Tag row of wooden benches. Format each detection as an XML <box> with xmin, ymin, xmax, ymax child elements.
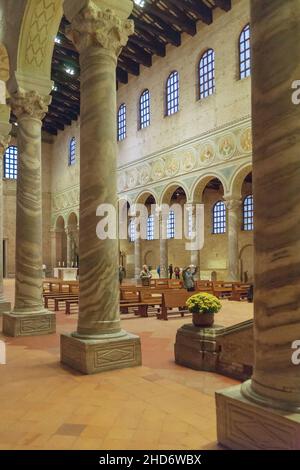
<box><xmin>43</xmin><ymin>281</ymin><xmax>250</xmax><ymax>319</ymax></box>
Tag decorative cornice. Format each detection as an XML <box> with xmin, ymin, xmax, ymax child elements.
<box><xmin>67</xmin><ymin>2</ymin><xmax>134</xmax><ymax>59</ymax></box>
<box><xmin>8</xmin><ymin>90</ymin><xmax>51</xmax><ymax>121</ymax></box>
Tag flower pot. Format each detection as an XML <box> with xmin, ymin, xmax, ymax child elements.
<box><xmin>192</xmin><ymin>312</ymin><xmax>214</xmax><ymax>327</ymax></box>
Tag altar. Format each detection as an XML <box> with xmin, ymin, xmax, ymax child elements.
<box><xmin>53</xmin><ymin>267</ymin><xmax>78</xmax><ymax>281</ymax></box>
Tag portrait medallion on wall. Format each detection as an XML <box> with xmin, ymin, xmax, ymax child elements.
<box><xmin>165</xmin><ymin>154</ymin><xmax>180</xmax><ymax>177</ymax></box>
<box><xmin>239</xmin><ymin>127</ymin><xmax>252</xmax><ymax>153</ymax></box>
<box><xmin>151</xmin><ymin>159</ymin><xmax>165</xmax><ymax>181</ymax></box>
<box><xmin>197</xmin><ymin>141</ymin><xmax>216</xmax><ymax>166</ymax></box>
<box><xmin>181</xmin><ymin>148</ymin><xmax>196</xmax><ymax>172</ymax></box>
<box><xmin>218</xmin><ymin>134</ymin><xmax>236</xmax><ymax>160</ymax></box>
<box><xmin>139</xmin><ymin>164</ymin><xmax>151</xmax><ymax>185</ymax></box>
<box><xmin>127</xmin><ymin>168</ymin><xmax>138</xmax><ymax>189</ymax></box>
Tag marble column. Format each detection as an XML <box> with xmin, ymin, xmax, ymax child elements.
<box><xmin>3</xmin><ymin>91</ymin><xmax>55</xmax><ymax>337</ymax></box>
<box><xmin>216</xmin><ymin>0</ymin><xmax>300</xmax><ymax>449</ymax></box>
<box><xmin>189</xmin><ymin>206</ymin><xmax>200</xmax><ymax>280</ymax></box>
<box><xmin>50</xmin><ymin>228</ymin><xmax>58</xmax><ymax>271</ymax></box>
<box><xmin>0</xmin><ymin>105</ymin><xmax>12</xmax><ymax>313</ymax></box>
<box><xmin>134</xmin><ymin>232</ymin><xmax>142</xmax><ymax>280</ymax></box>
<box><xmin>61</xmin><ymin>0</ymin><xmax>141</xmax><ymax>374</ymax></box>
<box><xmin>66</xmin><ymin>227</ymin><xmax>74</xmax><ymax>267</ymax></box>
<box><xmin>225</xmin><ymin>197</ymin><xmax>241</xmax><ymax>282</ymax></box>
<box><xmin>159</xmin><ymin>214</ymin><xmax>168</xmax><ymax>278</ymax></box>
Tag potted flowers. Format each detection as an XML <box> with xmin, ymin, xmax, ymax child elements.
<box><xmin>186</xmin><ymin>292</ymin><xmax>221</xmax><ymax>327</ymax></box>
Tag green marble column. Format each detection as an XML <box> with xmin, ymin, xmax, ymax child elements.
<box><xmin>3</xmin><ymin>91</ymin><xmax>55</xmax><ymax>336</ymax></box>
<box><xmin>61</xmin><ymin>0</ymin><xmax>141</xmax><ymax>374</ymax></box>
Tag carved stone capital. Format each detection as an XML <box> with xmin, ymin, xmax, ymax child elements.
<box><xmin>225</xmin><ymin>198</ymin><xmax>241</xmax><ymax>212</ymax></box>
<box><xmin>0</xmin><ymin>134</ymin><xmax>11</xmax><ymax>156</ymax></box>
<box><xmin>66</xmin><ymin>1</ymin><xmax>134</xmax><ymax>59</ymax></box>
<box><xmin>8</xmin><ymin>90</ymin><xmax>51</xmax><ymax>121</ymax></box>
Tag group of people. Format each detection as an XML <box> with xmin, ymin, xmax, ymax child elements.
<box><xmin>141</xmin><ymin>264</ymin><xmax>198</xmax><ymax>292</ymax></box>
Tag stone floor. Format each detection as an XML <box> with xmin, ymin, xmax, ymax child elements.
<box><xmin>0</xmin><ymin>280</ymin><xmax>253</xmax><ymax>450</ymax></box>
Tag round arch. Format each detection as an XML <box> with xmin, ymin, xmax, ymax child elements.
<box><xmin>159</xmin><ymin>181</ymin><xmax>189</xmax><ymax>205</ymax></box>
<box><xmin>67</xmin><ymin>211</ymin><xmax>78</xmax><ymax>227</ymax></box>
<box><xmin>228</xmin><ymin>162</ymin><xmax>252</xmax><ymax>198</ymax></box>
<box><xmin>55</xmin><ymin>214</ymin><xmax>66</xmax><ymax>230</ymax></box>
<box><xmin>134</xmin><ymin>190</ymin><xmax>158</xmax><ymax>205</ymax></box>
<box><xmin>191</xmin><ymin>173</ymin><xmax>228</xmax><ymax>203</ymax></box>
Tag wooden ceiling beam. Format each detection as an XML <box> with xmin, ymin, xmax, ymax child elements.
<box><xmin>123</xmin><ymin>45</ymin><xmax>152</xmax><ymax>67</ymax></box>
<box><xmin>129</xmin><ymin>33</ymin><xmax>166</xmax><ymax>57</ymax></box>
<box><xmin>133</xmin><ymin>17</ymin><xmax>181</xmax><ymax>47</ymax></box>
<box><xmin>118</xmin><ymin>56</ymin><xmax>140</xmax><ymax>76</ymax></box>
<box><xmin>44</xmin><ymin>116</ymin><xmax>64</xmax><ymax>131</ymax></box>
<box><xmin>146</xmin><ymin>2</ymin><xmax>197</xmax><ymax>36</ymax></box>
<box><xmin>214</xmin><ymin>0</ymin><xmax>232</xmax><ymax>12</ymax></box>
<box><xmin>50</xmin><ymin>102</ymin><xmax>78</xmax><ymax>122</ymax></box>
<box><xmin>117</xmin><ymin>67</ymin><xmax>128</xmax><ymax>84</ymax></box>
<box><xmin>185</xmin><ymin>0</ymin><xmax>213</xmax><ymax>24</ymax></box>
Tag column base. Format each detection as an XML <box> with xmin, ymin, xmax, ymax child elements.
<box><xmin>2</xmin><ymin>311</ymin><xmax>56</xmax><ymax>337</ymax></box>
<box><xmin>216</xmin><ymin>384</ymin><xmax>300</xmax><ymax>450</ymax></box>
<box><xmin>0</xmin><ymin>301</ymin><xmax>11</xmax><ymax>314</ymax></box>
<box><xmin>61</xmin><ymin>330</ymin><xmax>142</xmax><ymax>374</ymax></box>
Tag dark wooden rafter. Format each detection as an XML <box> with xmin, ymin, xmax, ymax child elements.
<box><xmin>34</xmin><ymin>0</ymin><xmax>232</xmax><ymax>135</ymax></box>
<box><xmin>214</xmin><ymin>0</ymin><xmax>232</xmax><ymax>12</ymax></box>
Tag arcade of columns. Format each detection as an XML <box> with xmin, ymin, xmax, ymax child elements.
<box><xmin>0</xmin><ymin>0</ymin><xmax>299</xmax><ymax>450</ymax></box>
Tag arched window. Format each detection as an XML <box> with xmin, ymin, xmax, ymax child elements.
<box><xmin>117</xmin><ymin>103</ymin><xmax>126</xmax><ymax>141</ymax></box>
<box><xmin>4</xmin><ymin>146</ymin><xmax>18</xmax><ymax>179</ymax></box>
<box><xmin>199</xmin><ymin>49</ymin><xmax>215</xmax><ymax>99</ymax></box>
<box><xmin>167</xmin><ymin>210</ymin><xmax>175</xmax><ymax>239</ymax></box>
<box><xmin>243</xmin><ymin>195</ymin><xmax>253</xmax><ymax>231</ymax></box>
<box><xmin>129</xmin><ymin>219</ymin><xmax>136</xmax><ymax>243</ymax></box>
<box><xmin>139</xmin><ymin>89</ymin><xmax>150</xmax><ymax>129</ymax></box>
<box><xmin>239</xmin><ymin>24</ymin><xmax>251</xmax><ymax>79</ymax></box>
<box><xmin>146</xmin><ymin>215</ymin><xmax>154</xmax><ymax>241</ymax></box>
<box><xmin>69</xmin><ymin>137</ymin><xmax>76</xmax><ymax>166</ymax></box>
<box><xmin>213</xmin><ymin>201</ymin><xmax>226</xmax><ymax>234</ymax></box>
<box><xmin>166</xmin><ymin>71</ymin><xmax>179</xmax><ymax>116</ymax></box>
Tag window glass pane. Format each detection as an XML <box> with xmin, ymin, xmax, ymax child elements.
<box><xmin>213</xmin><ymin>201</ymin><xmax>226</xmax><ymax>234</ymax></box>
<box><xmin>167</xmin><ymin>210</ymin><xmax>175</xmax><ymax>239</ymax></box>
<box><xmin>239</xmin><ymin>24</ymin><xmax>251</xmax><ymax>79</ymax></box>
<box><xmin>243</xmin><ymin>195</ymin><xmax>254</xmax><ymax>231</ymax></box>
<box><xmin>140</xmin><ymin>90</ymin><xmax>150</xmax><ymax>129</ymax></box>
<box><xmin>117</xmin><ymin>104</ymin><xmax>126</xmax><ymax>141</ymax></box>
<box><xmin>166</xmin><ymin>71</ymin><xmax>179</xmax><ymax>116</ymax></box>
<box><xmin>4</xmin><ymin>146</ymin><xmax>18</xmax><ymax>180</ymax></box>
<box><xmin>69</xmin><ymin>138</ymin><xmax>76</xmax><ymax>166</ymax></box>
<box><xmin>199</xmin><ymin>49</ymin><xmax>215</xmax><ymax>99</ymax></box>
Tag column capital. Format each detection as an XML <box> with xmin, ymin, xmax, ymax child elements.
<box><xmin>64</xmin><ymin>0</ymin><xmax>134</xmax><ymax>59</ymax></box>
<box><xmin>8</xmin><ymin>90</ymin><xmax>51</xmax><ymax>121</ymax></box>
<box><xmin>224</xmin><ymin>197</ymin><xmax>241</xmax><ymax>212</ymax></box>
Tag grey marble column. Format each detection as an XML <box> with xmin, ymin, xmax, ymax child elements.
<box><xmin>189</xmin><ymin>207</ymin><xmax>200</xmax><ymax>280</ymax></box>
<box><xmin>134</xmin><ymin>232</ymin><xmax>142</xmax><ymax>280</ymax></box>
<box><xmin>225</xmin><ymin>198</ymin><xmax>241</xmax><ymax>282</ymax></box>
<box><xmin>3</xmin><ymin>91</ymin><xmax>55</xmax><ymax>336</ymax></box>
<box><xmin>61</xmin><ymin>0</ymin><xmax>141</xmax><ymax>374</ymax></box>
<box><xmin>66</xmin><ymin>227</ymin><xmax>74</xmax><ymax>267</ymax></box>
<box><xmin>0</xmin><ymin>128</ymin><xmax>11</xmax><ymax>313</ymax></box>
<box><xmin>216</xmin><ymin>0</ymin><xmax>300</xmax><ymax>450</ymax></box>
<box><xmin>159</xmin><ymin>214</ymin><xmax>168</xmax><ymax>278</ymax></box>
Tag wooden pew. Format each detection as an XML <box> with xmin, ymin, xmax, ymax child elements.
<box><xmin>158</xmin><ymin>289</ymin><xmax>195</xmax><ymax>321</ymax></box>
<box><xmin>229</xmin><ymin>283</ymin><xmax>251</xmax><ymax>301</ymax></box>
<box><xmin>168</xmin><ymin>279</ymin><xmax>183</xmax><ymax>289</ymax></box>
<box><xmin>212</xmin><ymin>281</ymin><xmax>233</xmax><ymax>298</ymax></box>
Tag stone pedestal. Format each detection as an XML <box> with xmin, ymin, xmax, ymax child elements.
<box><xmin>216</xmin><ymin>385</ymin><xmax>300</xmax><ymax>450</ymax></box>
<box><xmin>0</xmin><ymin>302</ymin><xmax>11</xmax><ymax>315</ymax></box>
<box><xmin>175</xmin><ymin>320</ymin><xmax>253</xmax><ymax>381</ymax></box>
<box><xmin>61</xmin><ymin>330</ymin><xmax>141</xmax><ymax>374</ymax></box>
<box><xmin>3</xmin><ymin>311</ymin><xmax>56</xmax><ymax>337</ymax></box>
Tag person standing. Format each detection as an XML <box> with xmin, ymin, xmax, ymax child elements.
<box><xmin>140</xmin><ymin>265</ymin><xmax>152</xmax><ymax>286</ymax></box>
<box><xmin>182</xmin><ymin>265</ymin><xmax>197</xmax><ymax>292</ymax></box>
<box><xmin>168</xmin><ymin>264</ymin><xmax>174</xmax><ymax>279</ymax></box>
<box><xmin>157</xmin><ymin>265</ymin><xmax>161</xmax><ymax>278</ymax></box>
<box><xmin>174</xmin><ymin>266</ymin><xmax>180</xmax><ymax>280</ymax></box>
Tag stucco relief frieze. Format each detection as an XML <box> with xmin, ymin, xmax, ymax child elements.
<box><xmin>117</xmin><ymin>119</ymin><xmax>252</xmax><ymax>194</ymax></box>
